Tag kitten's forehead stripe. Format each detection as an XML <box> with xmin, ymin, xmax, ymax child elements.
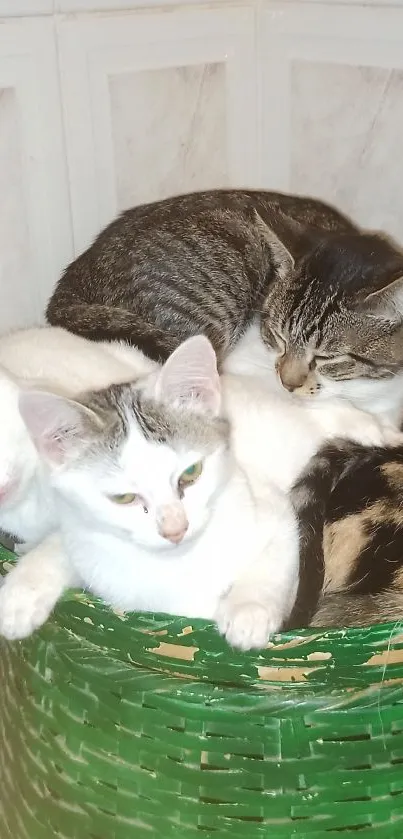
<box><xmin>81</xmin><ymin>382</ymin><xmax>228</xmax><ymax>454</ymax></box>
<box><xmin>131</xmin><ymin>397</ymin><xmax>171</xmax><ymax>443</ymax></box>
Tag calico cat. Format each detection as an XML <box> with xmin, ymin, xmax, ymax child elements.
<box><xmin>289</xmin><ymin>438</ymin><xmax>403</xmax><ymax>629</ymax></box>
<box><xmin>0</xmin><ymin>329</ymin><xmax>397</xmax><ymax>645</ymax></box>
<box><xmin>46</xmin><ymin>188</ymin><xmax>356</xmax><ymax>360</ymax></box>
<box><xmin>46</xmin><ymin>188</ymin><xmax>403</xmax><ymax>422</ymax></box>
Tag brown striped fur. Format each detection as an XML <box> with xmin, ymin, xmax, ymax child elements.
<box><xmin>46</xmin><ymin>189</ymin><xmax>403</xmax><ymax>394</ymax></box>
<box><xmin>46</xmin><ymin>189</ymin><xmax>356</xmax><ymax>362</ymax></box>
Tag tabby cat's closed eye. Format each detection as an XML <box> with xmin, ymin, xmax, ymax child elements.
<box><xmin>314</xmin><ymin>353</ymin><xmax>334</xmax><ymax>362</ymax></box>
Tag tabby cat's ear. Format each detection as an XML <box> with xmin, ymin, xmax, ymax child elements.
<box><xmin>19</xmin><ymin>389</ymin><xmax>99</xmax><ymax>463</ymax></box>
<box><xmin>254</xmin><ymin>211</ymin><xmax>295</xmax><ymax>281</ymax></box>
<box><xmin>356</xmin><ymin>274</ymin><xmax>403</xmax><ymax>322</ymax></box>
<box><xmin>154</xmin><ymin>335</ymin><xmax>221</xmax><ymax>415</ymax></box>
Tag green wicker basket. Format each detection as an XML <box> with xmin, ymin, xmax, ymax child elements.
<box><xmin>1</xmin><ymin>546</ymin><xmax>403</xmax><ymax>838</ymax></box>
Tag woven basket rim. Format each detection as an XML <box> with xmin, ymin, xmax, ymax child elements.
<box><xmin>2</xmin><ymin>545</ymin><xmax>403</xmax><ymax>705</ymax></box>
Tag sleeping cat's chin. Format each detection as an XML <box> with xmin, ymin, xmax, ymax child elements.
<box><xmin>315</xmin><ymin>372</ymin><xmax>403</xmax><ymax>424</ymax></box>
<box><xmin>224</xmin><ymin>322</ymin><xmax>403</xmax><ymax>425</ymax></box>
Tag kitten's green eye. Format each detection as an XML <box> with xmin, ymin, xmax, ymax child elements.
<box><xmin>178</xmin><ymin>462</ymin><xmax>203</xmax><ymax>487</ymax></box>
<box><xmin>110</xmin><ymin>493</ymin><xmax>138</xmax><ymax>505</ymax></box>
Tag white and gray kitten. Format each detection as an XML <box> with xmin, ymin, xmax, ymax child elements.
<box><xmin>0</xmin><ymin>327</ymin><xmax>399</xmax><ymax>649</ymax></box>
<box><xmin>11</xmin><ymin>336</ymin><xmax>300</xmax><ymax>651</ymax></box>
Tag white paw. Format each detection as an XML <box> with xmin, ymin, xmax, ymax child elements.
<box><xmin>215</xmin><ymin>594</ymin><xmax>282</xmax><ymax>651</ymax></box>
<box><xmin>333</xmin><ymin>407</ymin><xmax>398</xmax><ymax>448</ymax></box>
<box><xmin>0</xmin><ymin>570</ymin><xmax>57</xmax><ymax>640</ymax></box>
<box><xmin>379</xmin><ymin>424</ymin><xmax>403</xmax><ymax>448</ymax></box>
<box><xmin>359</xmin><ymin>418</ymin><xmax>403</xmax><ymax>448</ymax></box>
<box><xmin>14</xmin><ymin>542</ymin><xmax>33</xmax><ymax>557</ymax></box>
<box><xmin>353</xmin><ymin>419</ymin><xmax>385</xmax><ymax>447</ymax></box>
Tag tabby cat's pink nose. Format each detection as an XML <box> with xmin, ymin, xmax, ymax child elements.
<box><xmin>277</xmin><ymin>354</ymin><xmax>309</xmax><ymax>391</ymax></box>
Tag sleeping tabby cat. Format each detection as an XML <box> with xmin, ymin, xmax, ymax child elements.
<box><xmin>47</xmin><ymin>189</ymin><xmax>403</xmax><ymax>422</ymax></box>
<box><xmin>46</xmin><ymin>188</ymin><xmax>355</xmax><ymax>359</ymax></box>
<box><xmin>289</xmin><ymin>438</ymin><xmax>403</xmax><ymax>629</ymax></box>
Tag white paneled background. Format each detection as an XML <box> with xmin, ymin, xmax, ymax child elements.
<box><xmin>57</xmin><ymin>6</ymin><xmax>258</xmax><ymax>254</ymax></box>
<box><xmin>1</xmin><ymin>0</ymin><xmax>403</xmax><ymax>327</ymax></box>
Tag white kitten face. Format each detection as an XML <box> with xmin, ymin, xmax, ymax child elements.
<box><xmin>19</xmin><ymin>335</ymin><xmax>230</xmax><ymax>552</ymax></box>
<box><xmin>53</xmin><ymin>422</ymin><xmax>229</xmax><ymax>550</ymax></box>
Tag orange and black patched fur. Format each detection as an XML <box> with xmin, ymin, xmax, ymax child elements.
<box><xmin>287</xmin><ymin>440</ymin><xmax>403</xmax><ymax>629</ymax></box>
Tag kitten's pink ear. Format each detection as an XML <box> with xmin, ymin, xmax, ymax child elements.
<box><xmin>154</xmin><ymin>336</ymin><xmax>221</xmax><ymax>414</ymax></box>
<box><xmin>18</xmin><ymin>390</ymin><xmax>95</xmax><ymax>463</ymax></box>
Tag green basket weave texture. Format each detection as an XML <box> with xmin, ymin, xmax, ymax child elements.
<box><xmin>1</xmin><ymin>546</ymin><xmax>403</xmax><ymax>838</ymax></box>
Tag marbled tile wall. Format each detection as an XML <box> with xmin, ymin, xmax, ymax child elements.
<box><xmin>109</xmin><ymin>62</ymin><xmax>228</xmax><ymax>212</ymax></box>
<box><xmin>0</xmin><ymin>88</ymin><xmax>33</xmax><ymax>331</ymax></box>
<box><xmin>290</xmin><ymin>60</ymin><xmax>403</xmax><ymax>240</ymax></box>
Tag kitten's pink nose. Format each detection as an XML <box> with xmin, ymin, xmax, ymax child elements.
<box><xmin>158</xmin><ymin>503</ymin><xmax>188</xmax><ymax>544</ymax></box>
<box><xmin>163</xmin><ymin>526</ymin><xmax>188</xmax><ymax>544</ymax></box>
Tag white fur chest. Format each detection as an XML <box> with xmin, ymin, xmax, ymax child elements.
<box><xmin>59</xmin><ymin>470</ymin><xmax>263</xmax><ymax>620</ymax></box>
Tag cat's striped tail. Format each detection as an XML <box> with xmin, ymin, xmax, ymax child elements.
<box><xmin>46</xmin><ymin>301</ymin><xmax>180</xmax><ymax>362</ymax></box>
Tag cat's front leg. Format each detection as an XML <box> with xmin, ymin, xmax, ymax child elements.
<box><xmin>310</xmin><ymin>401</ymin><xmax>403</xmax><ymax>448</ymax></box>
<box><xmin>14</xmin><ymin>540</ymin><xmax>36</xmax><ymax>557</ymax></box>
<box><xmin>0</xmin><ymin>532</ymin><xmax>79</xmax><ymax>640</ymax></box>
<box><xmin>215</xmin><ymin>487</ymin><xmax>299</xmax><ymax>650</ymax></box>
